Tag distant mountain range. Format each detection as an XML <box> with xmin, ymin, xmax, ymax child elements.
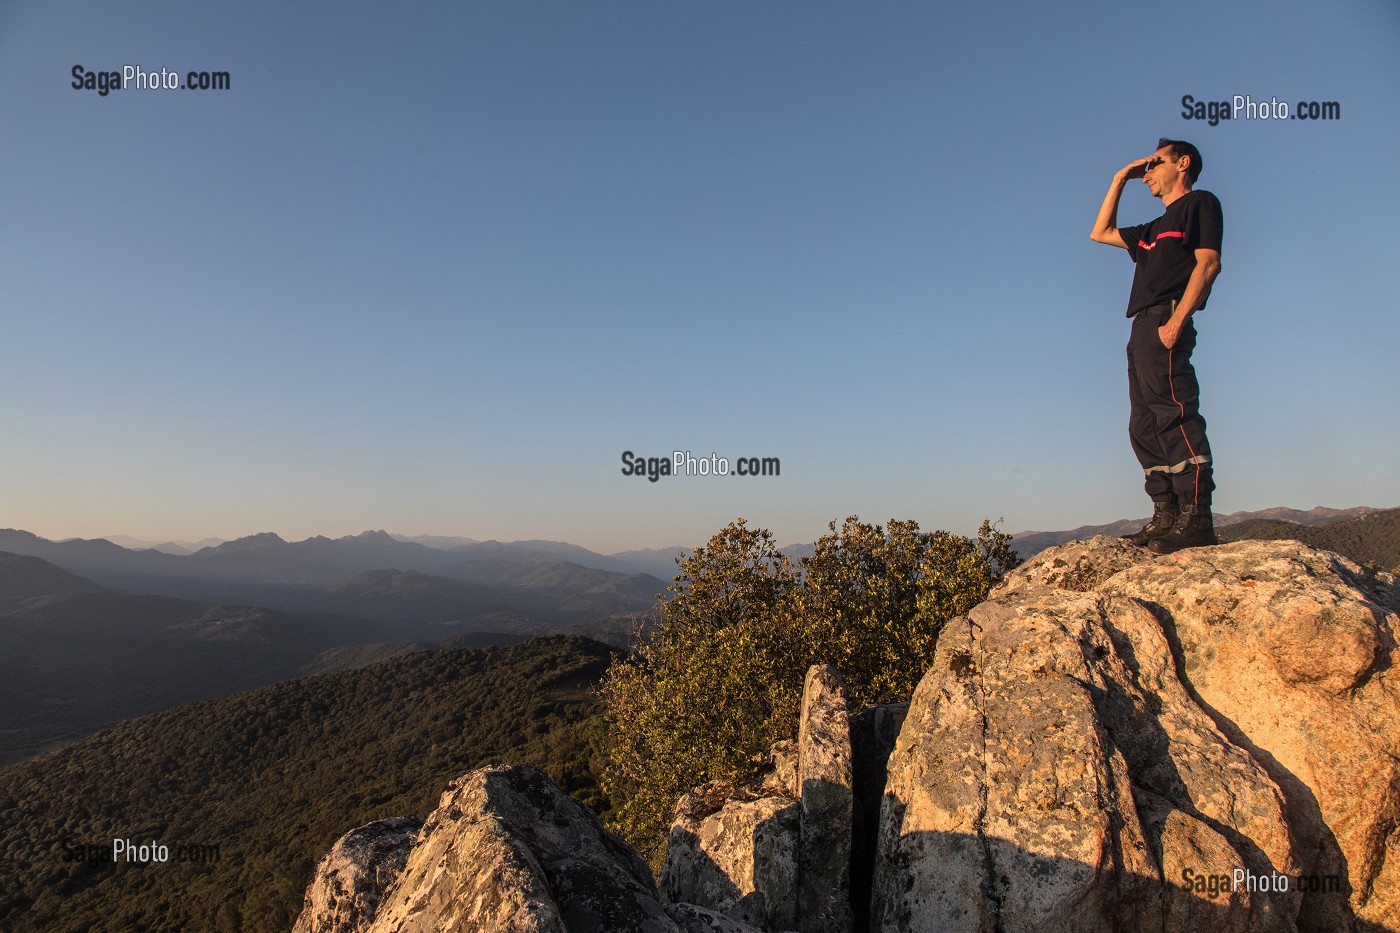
<box><xmin>97</xmin><ymin>534</ymin><xmax>228</xmax><ymax>555</ymax></box>
<box><xmin>35</xmin><ymin>505</ymin><xmax>1396</xmax><ymax>584</ymax></box>
<box><xmin>389</xmin><ymin>532</ymin><xmax>480</xmax><ymax>549</ymax></box>
<box><xmin>0</xmin><ymin>531</ymin><xmax>668</xmax><ymax>768</ymax></box>
<box><xmin>0</xmin><ymin>527</ymin><xmax>668</xmax><ymax>621</ymax></box>
<box><xmin>7</xmin><ymin>506</ymin><xmax>1392</xmax><ymax>614</ymax></box>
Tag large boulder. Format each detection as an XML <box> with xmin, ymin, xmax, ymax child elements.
<box><xmin>870</xmin><ymin>537</ymin><xmax>1399</xmax><ymax>933</ymax></box>
<box><xmin>375</xmin><ymin>763</ymin><xmax>680</xmax><ymax>932</ymax></box>
<box><xmin>1098</xmin><ymin>541</ymin><xmax>1400</xmax><ymax>932</ymax></box>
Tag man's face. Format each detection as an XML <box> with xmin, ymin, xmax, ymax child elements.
<box><xmin>1142</xmin><ymin>146</ymin><xmax>1183</xmax><ymax>199</ymax></box>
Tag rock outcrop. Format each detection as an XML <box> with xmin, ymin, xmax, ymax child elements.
<box><xmin>659</xmin><ymin>783</ymin><xmax>800</xmax><ymax>931</ymax></box>
<box><xmin>293</xmin><ymin>764</ymin><xmax>755</xmax><ymax>933</ymax></box>
<box><xmin>797</xmin><ymin>665</ymin><xmax>855</xmax><ymax>933</ymax></box>
<box><xmin>292</xmin><ymin>817</ymin><xmax>422</xmax><ymax>933</ymax></box>
<box><xmin>869</xmin><ymin>537</ymin><xmax>1399</xmax><ymax>933</ymax></box>
<box><xmin>660</xmin><ymin>665</ymin><xmax>896</xmax><ymax>933</ymax></box>
<box><xmin>295</xmin><ymin>538</ymin><xmax>1399</xmax><ymax>933</ymax></box>
<box><xmin>369</xmin><ymin>763</ymin><xmax>682</xmax><ymax>932</ymax></box>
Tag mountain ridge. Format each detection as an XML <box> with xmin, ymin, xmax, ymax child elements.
<box><xmin>0</xmin><ymin>532</ymin><xmax>667</xmax><ymax>634</ymax></box>
<box><xmin>16</xmin><ymin>502</ymin><xmax>1390</xmax><ymax>581</ymax></box>
<box><xmin>1008</xmin><ymin>504</ymin><xmax>1390</xmax><ymax>561</ymax></box>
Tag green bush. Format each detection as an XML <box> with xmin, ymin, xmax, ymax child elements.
<box><xmin>600</xmin><ymin>515</ymin><xmax>1018</xmax><ymax>863</ymax></box>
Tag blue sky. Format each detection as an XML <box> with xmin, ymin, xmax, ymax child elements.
<box><xmin>3</xmin><ymin>1</ymin><xmax>1397</xmax><ymax>553</ymax></box>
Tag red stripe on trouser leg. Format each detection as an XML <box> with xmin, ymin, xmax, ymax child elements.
<box><xmin>1168</xmin><ymin>345</ymin><xmax>1201</xmax><ymax>505</ymax></box>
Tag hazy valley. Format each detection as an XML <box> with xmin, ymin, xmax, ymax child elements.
<box><xmin>0</xmin><ymin>532</ymin><xmax>668</xmax><ymax>768</ymax></box>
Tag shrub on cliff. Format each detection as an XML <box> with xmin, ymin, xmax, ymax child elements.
<box><xmin>600</xmin><ymin>515</ymin><xmax>1018</xmax><ymax>863</ymax></box>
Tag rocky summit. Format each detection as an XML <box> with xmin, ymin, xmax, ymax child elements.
<box><xmin>293</xmin><ymin>538</ymin><xmax>1399</xmax><ymax>933</ymax></box>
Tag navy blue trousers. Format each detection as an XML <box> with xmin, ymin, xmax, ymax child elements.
<box><xmin>1127</xmin><ymin>303</ymin><xmax>1214</xmax><ymax>506</ymax></box>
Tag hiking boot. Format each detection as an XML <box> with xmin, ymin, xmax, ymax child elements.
<box><xmin>1122</xmin><ymin>497</ymin><xmax>1178</xmax><ymax>547</ymax></box>
<box><xmin>1147</xmin><ymin>503</ymin><xmax>1219</xmax><ymax>554</ymax></box>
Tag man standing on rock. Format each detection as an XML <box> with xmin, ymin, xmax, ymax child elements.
<box><xmin>1091</xmin><ymin>137</ymin><xmax>1222</xmax><ymax>553</ymax></box>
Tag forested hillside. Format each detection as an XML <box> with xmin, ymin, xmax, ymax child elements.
<box><xmin>1219</xmin><ymin>506</ymin><xmax>1400</xmax><ymax>572</ymax></box>
<box><xmin>0</xmin><ymin>635</ymin><xmax>616</xmax><ymax>933</ymax></box>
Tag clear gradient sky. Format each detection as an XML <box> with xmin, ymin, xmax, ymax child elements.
<box><xmin>3</xmin><ymin>1</ymin><xmax>1397</xmax><ymax>553</ymax></box>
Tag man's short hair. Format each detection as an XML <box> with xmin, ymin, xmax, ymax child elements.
<box><xmin>1158</xmin><ymin>137</ymin><xmax>1203</xmax><ymax>184</ymax></box>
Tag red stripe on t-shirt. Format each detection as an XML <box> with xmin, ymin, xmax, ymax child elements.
<box><xmin>1137</xmin><ymin>230</ymin><xmax>1185</xmax><ymax>251</ymax></box>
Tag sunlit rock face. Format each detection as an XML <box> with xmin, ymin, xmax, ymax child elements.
<box><xmin>872</xmin><ymin>537</ymin><xmax>1398</xmax><ymax>933</ymax></box>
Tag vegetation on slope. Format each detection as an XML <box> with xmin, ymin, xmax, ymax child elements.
<box><xmin>0</xmin><ymin>635</ymin><xmax>616</xmax><ymax>933</ymax></box>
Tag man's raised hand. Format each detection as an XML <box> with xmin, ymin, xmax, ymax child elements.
<box><xmin>1120</xmin><ymin>156</ymin><xmax>1157</xmax><ymax>181</ymax></box>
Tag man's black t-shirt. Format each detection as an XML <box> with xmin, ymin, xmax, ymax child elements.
<box><xmin>1119</xmin><ymin>189</ymin><xmax>1223</xmax><ymax>317</ymax></box>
